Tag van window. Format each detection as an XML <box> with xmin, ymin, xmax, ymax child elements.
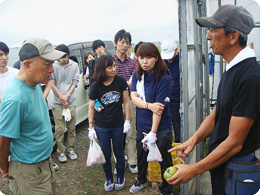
<box><xmin>70</xmin><ymin>50</ymin><xmax>83</xmax><ymax>73</ymax></box>
<box><xmin>103</xmin><ymin>41</ymin><xmax>115</xmax><ymax>55</ymax></box>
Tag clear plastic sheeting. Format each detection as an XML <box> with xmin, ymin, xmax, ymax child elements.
<box><xmin>178</xmin><ymin>0</ymin><xmax>205</xmax><ymax>194</ymax></box>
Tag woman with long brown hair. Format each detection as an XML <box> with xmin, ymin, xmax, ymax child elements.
<box><xmin>129</xmin><ymin>42</ymin><xmax>174</xmax><ymax>194</ymax></box>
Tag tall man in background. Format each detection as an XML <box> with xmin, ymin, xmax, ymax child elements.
<box><xmin>113</xmin><ymin>29</ymin><xmax>138</xmax><ymax>174</ymax></box>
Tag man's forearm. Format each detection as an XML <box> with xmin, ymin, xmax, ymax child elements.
<box><xmin>0</xmin><ymin>136</ymin><xmax>11</xmax><ymax>174</ymax></box>
<box><xmin>192</xmin><ymin>115</ymin><xmax>253</xmax><ymax>175</ymax></box>
<box><xmin>66</xmin><ymin>84</ymin><xmax>77</xmax><ymax>98</ymax></box>
<box><xmin>43</xmin><ymin>82</ymin><xmax>51</xmax><ymax>99</ymax></box>
<box><xmin>49</xmin><ymin>80</ymin><xmax>62</xmax><ymax>99</ymax></box>
<box><xmin>192</xmin><ymin>137</ymin><xmax>241</xmax><ymax>175</ymax></box>
<box><xmin>52</xmin><ymin>85</ymin><xmax>62</xmax><ymax>99</ymax></box>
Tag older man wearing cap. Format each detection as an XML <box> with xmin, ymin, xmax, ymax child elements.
<box><xmin>161</xmin><ymin>39</ymin><xmax>180</xmax><ymax>143</ymax></box>
<box><xmin>166</xmin><ymin>5</ymin><xmax>260</xmax><ymax>195</ymax></box>
<box><xmin>0</xmin><ymin>39</ymin><xmax>65</xmax><ymax>194</ymax></box>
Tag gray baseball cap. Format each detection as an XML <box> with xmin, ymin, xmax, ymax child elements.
<box><xmin>19</xmin><ymin>39</ymin><xmax>65</xmax><ymax>61</ymax></box>
<box><xmin>195</xmin><ymin>5</ymin><xmax>255</xmax><ymax>35</ymax></box>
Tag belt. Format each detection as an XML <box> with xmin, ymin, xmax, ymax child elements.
<box><xmin>230</xmin><ymin>152</ymin><xmax>255</xmax><ymax>163</ymax></box>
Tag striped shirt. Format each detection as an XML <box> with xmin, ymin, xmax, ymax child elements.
<box><xmin>113</xmin><ymin>53</ymin><xmax>137</xmax><ymax>81</ymax></box>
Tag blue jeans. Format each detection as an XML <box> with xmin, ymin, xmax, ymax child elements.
<box><xmin>95</xmin><ymin>125</ymin><xmax>125</xmax><ymax>170</ymax></box>
<box><xmin>169</xmin><ymin>102</ymin><xmax>180</xmax><ymax>142</ymax></box>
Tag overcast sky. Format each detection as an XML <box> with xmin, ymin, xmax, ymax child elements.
<box><xmin>0</xmin><ymin>0</ymin><xmax>179</xmax><ymax>47</ymax></box>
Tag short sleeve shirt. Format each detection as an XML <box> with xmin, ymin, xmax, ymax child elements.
<box><xmin>0</xmin><ymin>67</ymin><xmax>19</xmax><ymax>96</ymax></box>
<box><xmin>113</xmin><ymin>54</ymin><xmax>137</xmax><ymax>81</ymax></box>
<box><xmin>209</xmin><ymin>58</ymin><xmax>260</xmax><ymax>157</ymax></box>
<box><xmin>0</xmin><ymin>77</ymin><xmax>53</xmax><ymax>164</ymax></box>
<box><xmin>130</xmin><ymin>70</ymin><xmax>172</xmax><ymax>133</ymax></box>
<box><xmin>89</xmin><ymin>75</ymin><xmax>128</xmax><ymax>127</ymax></box>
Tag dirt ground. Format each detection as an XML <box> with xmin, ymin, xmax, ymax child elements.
<box><xmin>0</xmin><ymin>120</ymin><xmax>179</xmax><ymax>195</ymax></box>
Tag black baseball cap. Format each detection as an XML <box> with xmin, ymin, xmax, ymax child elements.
<box><xmin>195</xmin><ymin>5</ymin><xmax>255</xmax><ymax>35</ymax></box>
<box><xmin>0</xmin><ymin>42</ymin><xmax>9</xmax><ymax>54</ymax></box>
<box><xmin>19</xmin><ymin>39</ymin><xmax>65</xmax><ymax>61</ymax></box>
<box><xmin>55</xmin><ymin>44</ymin><xmax>70</xmax><ymax>56</ymax></box>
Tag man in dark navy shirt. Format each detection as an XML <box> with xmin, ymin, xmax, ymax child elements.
<box><xmin>161</xmin><ymin>39</ymin><xmax>180</xmax><ymax>143</ymax></box>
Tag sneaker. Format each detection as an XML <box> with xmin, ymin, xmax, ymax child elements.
<box><xmin>115</xmin><ymin>178</ymin><xmax>125</xmax><ymax>191</ymax></box>
<box><xmin>53</xmin><ymin>163</ymin><xmax>59</xmax><ymax>171</ymax></box>
<box><xmin>129</xmin><ymin>181</ymin><xmax>147</xmax><ymax>193</ymax></box>
<box><xmin>68</xmin><ymin>151</ymin><xmax>77</xmax><ymax>160</ymax></box>
<box><xmin>58</xmin><ymin>153</ymin><xmax>67</xmax><ymax>163</ymax></box>
<box><xmin>128</xmin><ymin>164</ymin><xmax>138</xmax><ymax>174</ymax></box>
<box><xmin>104</xmin><ymin>181</ymin><xmax>114</xmax><ymax>192</ymax></box>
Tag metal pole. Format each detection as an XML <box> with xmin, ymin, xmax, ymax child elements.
<box><xmin>217</xmin><ymin>0</ymin><xmax>224</xmax><ymax>77</ymax></box>
<box><xmin>178</xmin><ymin>0</ymin><xmax>189</xmax><ymax>194</ymax></box>
<box><xmin>218</xmin><ymin>0</ymin><xmax>221</xmax><ymax>7</ymax></box>
<box><xmin>194</xmin><ymin>0</ymin><xmax>205</xmax><ymax>194</ymax></box>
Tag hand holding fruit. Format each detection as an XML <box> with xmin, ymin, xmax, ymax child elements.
<box><xmin>163</xmin><ymin>166</ymin><xmax>178</xmax><ymax>180</ymax></box>
<box><xmin>165</xmin><ymin>163</ymin><xmax>198</xmax><ymax>185</ymax></box>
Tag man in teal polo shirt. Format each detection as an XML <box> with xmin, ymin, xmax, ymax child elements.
<box><xmin>0</xmin><ymin>39</ymin><xmax>65</xmax><ymax>195</ymax></box>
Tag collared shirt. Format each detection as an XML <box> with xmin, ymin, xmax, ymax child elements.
<box><xmin>112</xmin><ymin>53</ymin><xmax>137</xmax><ymax>81</ymax></box>
<box><xmin>130</xmin><ymin>70</ymin><xmax>172</xmax><ymax>133</ymax></box>
<box><xmin>226</xmin><ymin>46</ymin><xmax>255</xmax><ymax>72</ymax></box>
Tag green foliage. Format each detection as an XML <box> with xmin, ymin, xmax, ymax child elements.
<box><xmin>157</xmin><ymin>45</ymin><xmax>161</xmax><ymax>53</ymax></box>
